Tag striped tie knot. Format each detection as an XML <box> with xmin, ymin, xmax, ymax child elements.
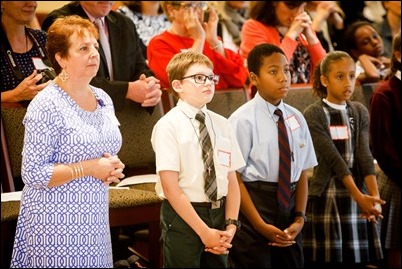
<box><xmin>195</xmin><ymin>111</ymin><xmax>205</xmax><ymax>124</ymax></box>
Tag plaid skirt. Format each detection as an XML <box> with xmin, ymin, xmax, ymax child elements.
<box><xmin>303</xmin><ymin>177</ymin><xmax>383</xmax><ymax>263</ymax></box>
<box><xmin>376</xmin><ymin>170</ymin><xmax>401</xmax><ymax>250</ymax></box>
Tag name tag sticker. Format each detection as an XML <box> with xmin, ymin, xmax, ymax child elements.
<box><xmin>329</xmin><ymin>125</ymin><xmax>349</xmax><ymax>140</ymax></box>
<box><xmin>218</xmin><ymin>150</ymin><xmax>231</xmax><ymax>167</ymax></box>
<box><xmin>107</xmin><ymin>111</ymin><xmax>120</xmax><ymax>126</ymax></box>
<box><xmin>285</xmin><ymin>115</ymin><xmax>300</xmax><ymax>131</ymax></box>
<box><xmin>32</xmin><ymin>57</ymin><xmax>50</xmax><ymax>70</ymax></box>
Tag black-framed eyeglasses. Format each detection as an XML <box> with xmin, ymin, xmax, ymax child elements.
<box><xmin>171</xmin><ymin>2</ymin><xmax>208</xmax><ymax>11</ymax></box>
<box><xmin>181</xmin><ymin>74</ymin><xmax>220</xmax><ymax>84</ymax></box>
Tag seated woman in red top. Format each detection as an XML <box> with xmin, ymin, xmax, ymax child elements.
<box><xmin>148</xmin><ymin>1</ymin><xmax>248</xmax><ymax>93</ymax></box>
<box><xmin>241</xmin><ymin>1</ymin><xmax>326</xmax><ymax>86</ymax></box>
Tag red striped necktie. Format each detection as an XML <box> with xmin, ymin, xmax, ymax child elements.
<box><xmin>274</xmin><ymin>108</ymin><xmax>291</xmax><ymax>209</ymax></box>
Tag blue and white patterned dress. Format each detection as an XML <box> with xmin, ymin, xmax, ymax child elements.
<box><xmin>10</xmin><ymin>82</ymin><xmax>122</xmax><ymax>268</ymax></box>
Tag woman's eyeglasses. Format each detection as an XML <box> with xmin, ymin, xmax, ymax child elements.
<box><xmin>180</xmin><ymin>74</ymin><xmax>220</xmax><ymax>84</ymax></box>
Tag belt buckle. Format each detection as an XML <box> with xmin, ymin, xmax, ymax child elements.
<box><xmin>211</xmin><ymin>200</ymin><xmax>220</xmax><ymax>209</ymax></box>
<box><xmin>211</xmin><ymin>197</ymin><xmax>225</xmax><ymax>209</ymax></box>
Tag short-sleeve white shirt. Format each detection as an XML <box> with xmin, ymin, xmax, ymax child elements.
<box><xmin>151</xmin><ymin>100</ymin><xmax>245</xmax><ymax>202</ymax></box>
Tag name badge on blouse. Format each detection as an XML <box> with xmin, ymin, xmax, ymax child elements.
<box><xmin>107</xmin><ymin>111</ymin><xmax>120</xmax><ymax>126</ymax></box>
<box><xmin>218</xmin><ymin>150</ymin><xmax>231</xmax><ymax>167</ymax></box>
<box><xmin>329</xmin><ymin>125</ymin><xmax>349</xmax><ymax>140</ymax></box>
<box><xmin>285</xmin><ymin>115</ymin><xmax>300</xmax><ymax>131</ymax></box>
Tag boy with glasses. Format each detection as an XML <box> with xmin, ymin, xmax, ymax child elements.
<box><xmin>151</xmin><ymin>51</ymin><xmax>245</xmax><ymax>267</ymax></box>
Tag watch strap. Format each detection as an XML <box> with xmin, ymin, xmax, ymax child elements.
<box><xmin>294</xmin><ymin>211</ymin><xmax>307</xmax><ymax>222</ymax></box>
<box><xmin>224</xmin><ymin>218</ymin><xmax>241</xmax><ymax>230</ymax></box>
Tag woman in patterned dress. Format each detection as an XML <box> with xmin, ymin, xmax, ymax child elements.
<box><xmin>10</xmin><ymin>15</ymin><xmax>125</xmax><ymax>268</ymax></box>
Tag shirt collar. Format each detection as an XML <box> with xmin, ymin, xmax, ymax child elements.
<box><xmin>82</xmin><ymin>6</ymin><xmax>105</xmax><ymax>25</ymax></box>
<box><xmin>255</xmin><ymin>91</ymin><xmax>286</xmax><ymax>117</ymax></box>
<box><xmin>177</xmin><ymin>99</ymin><xmax>207</xmax><ymax>119</ymax></box>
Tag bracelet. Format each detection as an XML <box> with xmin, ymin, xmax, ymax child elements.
<box><xmin>70</xmin><ymin>162</ymin><xmax>84</xmax><ymax>180</ymax></box>
<box><xmin>70</xmin><ymin>165</ymin><xmax>74</xmax><ymax>180</ymax></box>
<box><xmin>78</xmin><ymin>162</ymin><xmax>84</xmax><ymax>178</ymax></box>
<box><xmin>210</xmin><ymin>40</ymin><xmax>223</xmax><ymax>50</ymax></box>
<box><xmin>74</xmin><ymin>164</ymin><xmax>80</xmax><ymax>179</ymax></box>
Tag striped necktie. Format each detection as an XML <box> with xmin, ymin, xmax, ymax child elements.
<box><xmin>195</xmin><ymin>111</ymin><xmax>217</xmax><ymax>202</ymax></box>
<box><xmin>94</xmin><ymin>18</ymin><xmax>113</xmax><ymax>80</ymax></box>
<box><xmin>274</xmin><ymin>108</ymin><xmax>291</xmax><ymax>209</ymax></box>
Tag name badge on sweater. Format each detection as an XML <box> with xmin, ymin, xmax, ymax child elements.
<box><xmin>329</xmin><ymin>125</ymin><xmax>349</xmax><ymax>140</ymax></box>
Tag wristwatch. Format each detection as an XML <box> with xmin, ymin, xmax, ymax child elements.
<box><xmin>294</xmin><ymin>211</ymin><xmax>307</xmax><ymax>222</ymax></box>
<box><xmin>225</xmin><ymin>218</ymin><xmax>241</xmax><ymax>230</ymax></box>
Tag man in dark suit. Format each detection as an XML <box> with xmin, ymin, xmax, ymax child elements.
<box><xmin>42</xmin><ymin>1</ymin><xmax>161</xmax><ymax>111</ymax></box>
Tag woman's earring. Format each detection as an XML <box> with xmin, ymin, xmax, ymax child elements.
<box><xmin>59</xmin><ymin>69</ymin><xmax>69</xmax><ymax>82</ymax></box>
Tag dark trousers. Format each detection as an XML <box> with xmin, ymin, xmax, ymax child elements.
<box><xmin>229</xmin><ymin>181</ymin><xmax>303</xmax><ymax>268</ymax></box>
<box><xmin>160</xmin><ymin>199</ymin><xmax>228</xmax><ymax>268</ymax></box>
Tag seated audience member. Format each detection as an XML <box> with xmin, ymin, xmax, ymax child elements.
<box><xmin>305</xmin><ymin>1</ymin><xmax>345</xmax><ymax>52</ymax></box>
<box><xmin>147</xmin><ymin>1</ymin><xmax>248</xmax><ymax>94</ymax></box>
<box><xmin>374</xmin><ymin>1</ymin><xmax>401</xmax><ymax>58</ymax></box>
<box><xmin>117</xmin><ymin>1</ymin><xmax>171</xmax><ymax>59</ymax></box>
<box><xmin>343</xmin><ymin>20</ymin><xmax>390</xmax><ymax>84</ymax></box>
<box><xmin>240</xmin><ymin>1</ymin><xmax>326</xmax><ymax>86</ymax></box>
<box><xmin>41</xmin><ymin>1</ymin><xmax>161</xmax><ymax>111</ymax></box>
<box><xmin>211</xmin><ymin>1</ymin><xmax>249</xmax><ymax>53</ymax></box>
<box><xmin>1</xmin><ymin>1</ymin><xmax>53</xmax><ymax>104</ymax></box>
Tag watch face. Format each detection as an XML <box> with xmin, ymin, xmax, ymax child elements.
<box><xmin>225</xmin><ymin>219</ymin><xmax>241</xmax><ymax>230</ymax></box>
<box><xmin>294</xmin><ymin>212</ymin><xmax>307</xmax><ymax>222</ymax></box>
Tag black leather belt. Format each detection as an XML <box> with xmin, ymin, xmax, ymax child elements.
<box><xmin>191</xmin><ymin>197</ymin><xmax>226</xmax><ymax>209</ymax></box>
<box><xmin>245</xmin><ymin>181</ymin><xmax>297</xmax><ymax>193</ymax></box>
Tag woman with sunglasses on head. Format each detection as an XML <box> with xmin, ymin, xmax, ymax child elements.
<box><xmin>148</xmin><ymin>1</ymin><xmax>248</xmax><ymax>100</ymax></box>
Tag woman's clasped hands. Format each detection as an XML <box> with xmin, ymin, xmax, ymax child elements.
<box><xmin>96</xmin><ymin>153</ymin><xmax>125</xmax><ymax>185</ymax></box>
